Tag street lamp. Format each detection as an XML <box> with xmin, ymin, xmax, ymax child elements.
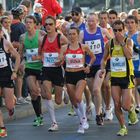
<box><xmin>120</xmin><ymin>0</ymin><xmax>125</xmax><ymax>12</ymax></box>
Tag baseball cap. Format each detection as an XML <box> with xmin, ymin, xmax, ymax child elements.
<box><xmin>71</xmin><ymin>7</ymin><xmax>82</xmax><ymax>14</ymax></box>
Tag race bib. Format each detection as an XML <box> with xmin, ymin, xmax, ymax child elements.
<box><xmin>66</xmin><ymin>54</ymin><xmax>84</xmax><ymax>68</ymax></box>
<box><xmin>111</xmin><ymin>57</ymin><xmax>126</xmax><ymax>72</ymax></box>
<box><xmin>0</xmin><ymin>53</ymin><xmax>8</xmax><ymax>68</ymax></box>
<box><xmin>26</xmin><ymin>48</ymin><xmax>39</xmax><ymax>63</ymax></box>
<box><xmin>43</xmin><ymin>53</ymin><xmax>58</xmax><ymax>67</ymax></box>
<box><xmin>85</xmin><ymin>39</ymin><xmax>102</xmax><ymax>54</ymax></box>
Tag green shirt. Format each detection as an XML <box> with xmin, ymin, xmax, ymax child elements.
<box><xmin>24</xmin><ymin>30</ymin><xmax>42</xmax><ymax>70</ymax></box>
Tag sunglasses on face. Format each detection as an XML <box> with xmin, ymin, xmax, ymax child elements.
<box><xmin>45</xmin><ymin>23</ymin><xmax>54</xmax><ymax>26</ymax></box>
<box><xmin>113</xmin><ymin>28</ymin><xmax>123</xmax><ymax>32</ymax></box>
<box><xmin>71</xmin><ymin>12</ymin><xmax>79</xmax><ymax>16</ymax></box>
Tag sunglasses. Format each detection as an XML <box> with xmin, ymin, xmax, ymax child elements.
<box><xmin>71</xmin><ymin>12</ymin><xmax>79</xmax><ymax>16</ymax></box>
<box><xmin>113</xmin><ymin>28</ymin><xmax>123</xmax><ymax>32</ymax></box>
<box><xmin>45</xmin><ymin>23</ymin><xmax>54</xmax><ymax>26</ymax></box>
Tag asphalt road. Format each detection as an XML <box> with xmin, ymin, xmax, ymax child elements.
<box><xmin>3</xmin><ymin>105</ymin><xmax>140</xmax><ymax>140</ymax></box>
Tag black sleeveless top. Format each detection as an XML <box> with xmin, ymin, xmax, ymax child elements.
<box><xmin>0</xmin><ymin>38</ymin><xmax>12</xmax><ymax>81</ymax></box>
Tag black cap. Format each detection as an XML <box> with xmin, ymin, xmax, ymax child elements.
<box><xmin>71</xmin><ymin>7</ymin><xmax>82</xmax><ymax>14</ymax></box>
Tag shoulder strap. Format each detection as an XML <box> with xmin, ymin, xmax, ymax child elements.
<box><xmin>41</xmin><ymin>34</ymin><xmax>47</xmax><ymax>49</ymax></box>
<box><xmin>57</xmin><ymin>33</ymin><xmax>61</xmax><ymax>48</ymax></box>
<box><xmin>110</xmin><ymin>39</ymin><xmax>114</xmax><ymax>56</ymax></box>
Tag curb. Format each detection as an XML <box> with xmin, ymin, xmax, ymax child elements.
<box><xmin>2</xmin><ymin>99</ymin><xmax>66</xmax><ymax>123</ymax></box>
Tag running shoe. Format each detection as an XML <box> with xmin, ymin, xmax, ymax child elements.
<box><xmin>0</xmin><ymin>128</ymin><xmax>7</xmax><ymax>138</ymax></box>
<box><xmin>77</xmin><ymin>123</ymin><xmax>84</xmax><ymax>134</ymax></box>
<box><xmin>33</xmin><ymin>117</ymin><xmax>44</xmax><ymax>126</ymax></box>
<box><xmin>104</xmin><ymin>108</ymin><xmax>113</xmax><ymax>121</ymax></box>
<box><xmin>48</xmin><ymin>123</ymin><xmax>58</xmax><ymax>132</ymax></box>
<box><xmin>68</xmin><ymin>107</ymin><xmax>76</xmax><ymax>116</ymax></box>
<box><xmin>96</xmin><ymin>114</ymin><xmax>104</xmax><ymax>125</ymax></box>
<box><xmin>82</xmin><ymin>118</ymin><xmax>89</xmax><ymax>129</ymax></box>
<box><xmin>117</xmin><ymin>126</ymin><xmax>128</xmax><ymax>136</ymax></box>
<box><xmin>135</xmin><ymin>106</ymin><xmax>140</xmax><ymax>114</ymax></box>
<box><xmin>128</xmin><ymin>107</ymin><xmax>139</xmax><ymax>125</ymax></box>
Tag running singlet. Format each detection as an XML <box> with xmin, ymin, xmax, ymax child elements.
<box><xmin>0</xmin><ymin>38</ymin><xmax>13</xmax><ymax>81</ymax></box>
<box><xmin>65</xmin><ymin>44</ymin><xmax>84</xmax><ymax>68</ymax></box>
<box><xmin>110</xmin><ymin>39</ymin><xmax>134</xmax><ymax>78</ymax></box>
<box><xmin>24</xmin><ymin>30</ymin><xmax>42</xmax><ymax>70</ymax></box>
<box><xmin>42</xmin><ymin>34</ymin><xmax>61</xmax><ymax>67</ymax></box>
<box><xmin>83</xmin><ymin>26</ymin><xmax>104</xmax><ymax>65</ymax></box>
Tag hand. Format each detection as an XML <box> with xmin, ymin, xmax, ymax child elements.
<box><xmin>115</xmin><ymin>32</ymin><xmax>124</xmax><ymax>44</ymax></box>
<box><xmin>99</xmin><ymin>69</ymin><xmax>105</xmax><ymax>78</ymax></box>
<box><xmin>32</xmin><ymin>55</ymin><xmax>38</xmax><ymax>61</ymax></box>
<box><xmin>12</xmin><ymin>41</ymin><xmax>20</xmax><ymax>49</ymax></box>
<box><xmin>11</xmin><ymin>72</ymin><xmax>17</xmax><ymax>80</ymax></box>
<box><xmin>84</xmin><ymin>66</ymin><xmax>90</xmax><ymax>74</ymax></box>
<box><xmin>55</xmin><ymin>60</ymin><xmax>62</xmax><ymax>66</ymax></box>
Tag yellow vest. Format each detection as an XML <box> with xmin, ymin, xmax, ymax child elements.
<box><xmin>110</xmin><ymin>39</ymin><xmax>134</xmax><ymax>78</ymax></box>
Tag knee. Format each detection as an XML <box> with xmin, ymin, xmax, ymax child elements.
<box><xmin>93</xmin><ymin>88</ymin><xmax>100</xmax><ymax>96</ymax></box>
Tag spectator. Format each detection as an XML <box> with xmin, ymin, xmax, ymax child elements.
<box><xmin>0</xmin><ymin>3</ymin><xmax>4</xmax><ymax>16</ymax></box>
<box><xmin>35</xmin><ymin>0</ymin><xmax>62</xmax><ymax>25</ymax></box>
<box><xmin>20</xmin><ymin>0</ymin><xmax>32</xmax><ymax>15</ymax></box>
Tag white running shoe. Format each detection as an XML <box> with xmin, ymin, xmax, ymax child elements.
<box><xmin>77</xmin><ymin>123</ymin><xmax>84</xmax><ymax>134</ymax></box>
<box><xmin>48</xmin><ymin>123</ymin><xmax>58</xmax><ymax>132</ymax></box>
<box><xmin>82</xmin><ymin>118</ymin><xmax>89</xmax><ymax>129</ymax></box>
<box><xmin>105</xmin><ymin>108</ymin><xmax>113</xmax><ymax>121</ymax></box>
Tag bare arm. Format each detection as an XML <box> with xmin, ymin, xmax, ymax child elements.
<box><xmin>100</xmin><ymin>42</ymin><xmax>110</xmax><ymax>70</ymax></box>
<box><xmin>4</xmin><ymin>39</ymin><xmax>20</xmax><ymax>79</ymax></box>
<box><xmin>79</xmin><ymin>31</ymin><xmax>84</xmax><ymax>43</ymax></box>
<box><xmin>121</xmin><ymin>38</ymin><xmax>133</xmax><ymax>60</ymax></box>
<box><xmin>18</xmin><ymin>34</ymin><xmax>25</xmax><ymax>61</ymax></box>
<box><xmin>84</xmin><ymin>44</ymin><xmax>96</xmax><ymax>66</ymax></box>
<box><xmin>60</xmin><ymin>34</ymin><xmax>68</xmax><ymax>46</ymax></box>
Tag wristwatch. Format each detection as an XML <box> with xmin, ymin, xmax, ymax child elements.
<box><xmin>87</xmin><ymin>64</ymin><xmax>92</xmax><ymax>67</ymax></box>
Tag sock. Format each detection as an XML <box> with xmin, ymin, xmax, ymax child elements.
<box><xmin>46</xmin><ymin>100</ymin><xmax>56</xmax><ymax>123</ymax></box>
<box><xmin>31</xmin><ymin>96</ymin><xmax>42</xmax><ymax>117</ymax></box>
<box><xmin>73</xmin><ymin>107</ymin><xmax>82</xmax><ymax>123</ymax></box>
<box><xmin>0</xmin><ymin>127</ymin><xmax>6</xmax><ymax>130</ymax></box>
<box><xmin>77</xmin><ymin>100</ymin><xmax>86</xmax><ymax>119</ymax></box>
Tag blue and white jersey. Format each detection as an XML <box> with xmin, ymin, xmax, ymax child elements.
<box><xmin>71</xmin><ymin>22</ymin><xmax>86</xmax><ymax>31</ymax></box>
<box><xmin>83</xmin><ymin>26</ymin><xmax>105</xmax><ymax>66</ymax></box>
<box><xmin>125</xmin><ymin>32</ymin><xmax>140</xmax><ymax>72</ymax></box>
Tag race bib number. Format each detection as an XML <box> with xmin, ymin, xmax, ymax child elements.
<box><xmin>85</xmin><ymin>39</ymin><xmax>102</xmax><ymax>54</ymax></box>
<box><xmin>0</xmin><ymin>53</ymin><xmax>8</xmax><ymax>68</ymax></box>
<box><xmin>43</xmin><ymin>53</ymin><xmax>58</xmax><ymax>67</ymax></box>
<box><xmin>66</xmin><ymin>54</ymin><xmax>84</xmax><ymax>68</ymax></box>
<box><xmin>26</xmin><ymin>48</ymin><xmax>39</xmax><ymax>63</ymax></box>
<box><xmin>111</xmin><ymin>57</ymin><xmax>126</xmax><ymax>72</ymax></box>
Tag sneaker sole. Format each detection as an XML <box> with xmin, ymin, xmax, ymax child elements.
<box><xmin>128</xmin><ymin>119</ymin><xmax>139</xmax><ymax>125</ymax></box>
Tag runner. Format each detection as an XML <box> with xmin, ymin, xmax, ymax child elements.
<box><xmin>0</xmin><ymin>23</ymin><xmax>20</xmax><ymax>138</ymax></box>
<box><xmin>100</xmin><ymin>20</ymin><xmax>139</xmax><ymax>136</ymax></box>
<box><xmin>19</xmin><ymin>15</ymin><xmax>45</xmax><ymax>127</ymax></box>
<box><xmin>80</xmin><ymin>12</ymin><xmax>112</xmax><ymax>125</ymax></box>
<box><xmin>58</xmin><ymin>26</ymin><xmax>95</xmax><ymax>133</ymax></box>
<box><xmin>39</xmin><ymin>15</ymin><xmax>68</xmax><ymax>131</ymax></box>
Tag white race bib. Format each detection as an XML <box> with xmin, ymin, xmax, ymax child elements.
<box><xmin>43</xmin><ymin>53</ymin><xmax>58</xmax><ymax>67</ymax></box>
<box><xmin>85</xmin><ymin>39</ymin><xmax>102</xmax><ymax>54</ymax></box>
<box><xmin>66</xmin><ymin>54</ymin><xmax>84</xmax><ymax>68</ymax></box>
<box><xmin>26</xmin><ymin>48</ymin><xmax>39</xmax><ymax>63</ymax></box>
<box><xmin>111</xmin><ymin>57</ymin><xmax>126</xmax><ymax>72</ymax></box>
<box><xmin>0</xmin><ymin>53</ymin><xmax>8</xmax><ymax>68</ymax></box>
